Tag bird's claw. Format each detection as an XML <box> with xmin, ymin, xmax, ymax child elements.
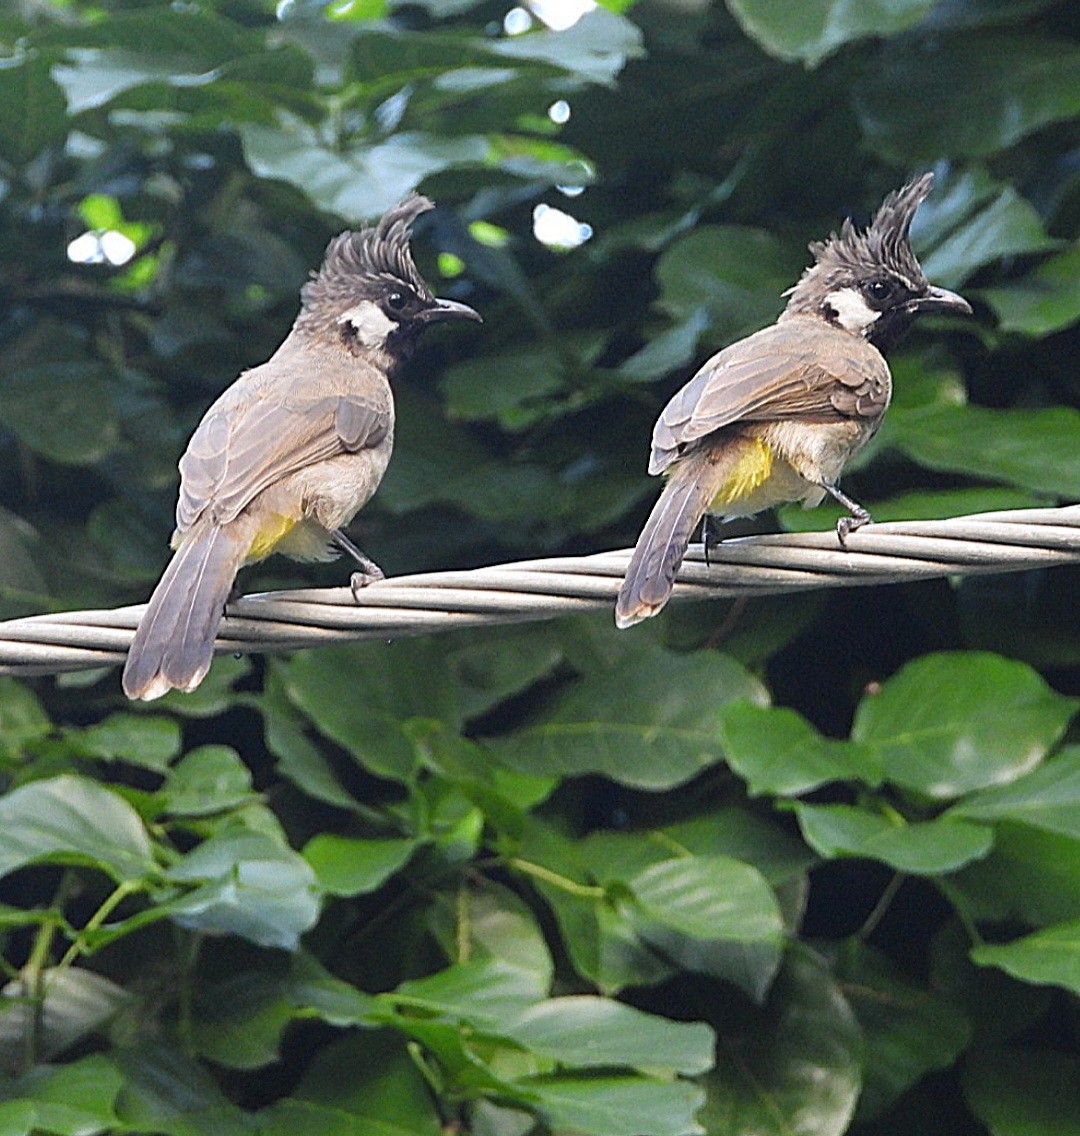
<box><xmin>350</xmin><ymin>565</ymin><xmax>385</xmax><ymax>600</ymax></box>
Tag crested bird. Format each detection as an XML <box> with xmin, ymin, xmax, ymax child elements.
<box><xmin>123</xmin><ymin>194</ymin><xmax>480</xmax><ymax>700</ymax></box>
<box><xmin>615</xmin><ymin>173</ymin><xmax>971</xmax><ymax>628</ymax></box>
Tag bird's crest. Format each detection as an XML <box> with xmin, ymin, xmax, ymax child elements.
<box><xmin>301</xmin><ymin>194</ymin><xmax>435</xmax><ymax>312</ymax></box>
<box><xmin>785</xmin><ymin>174</ymin><xmax>933</xmax><ymax>309</ymax></box>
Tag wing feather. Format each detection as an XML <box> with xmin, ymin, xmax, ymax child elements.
<box><xmin>176</xmin><ymin>389</ymin><xmax>390</xmax><ymax>533</ymax></box>
<box><xmin>649</xmin><ymin>319</ymin><xmax>889</xmax><ymax>475</ymax></box>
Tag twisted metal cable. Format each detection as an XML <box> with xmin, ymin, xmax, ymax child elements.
<box><xmin>1</xmin><ymin>504</ymin><xmax>1078</xmax><ymax>678</ymax></box>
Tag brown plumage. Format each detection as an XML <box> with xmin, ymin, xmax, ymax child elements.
<box><xmin>616</xmin><ymin>173</ymin><xmax>971</xmax><ymax>628</ymax></box>
<box><xmin>123</xmin><ymin>195</ymin><xmax>481</xmax><ymax>700</ymax></box>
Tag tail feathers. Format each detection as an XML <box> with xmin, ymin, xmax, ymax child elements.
<box><xmin>123</xmin><ymin>522</ymin><xmax>248</xmax><ymax>701</ymax></box>
<box><xmin>615</xmin><ymin>451</ymin><xmax>729</xmax><ymax>628</ymax></box>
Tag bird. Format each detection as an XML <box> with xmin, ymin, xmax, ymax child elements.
<box><xmin>615</xmin><ymin>172</ymin><xmax>972</xmax><ymax>629</ymax></box>
<box><xmin>123</xmin><ymin>194</ymin><xmax>480</xmax><ymax>700</ymax></box>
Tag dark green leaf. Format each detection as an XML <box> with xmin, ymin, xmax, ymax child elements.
<box><xmin>885</xmin><ymin>404</ymin><xmax>1080</xmax><ymax>499</ymax></box>
<box><xmin>726</xmin><ymin>0</ymin><xmax>935</xmax><ymax>66</ymax></box>
<box><xmin>963</xmin><ymin>1046</ymin><xmax>1080</xmax><ymax>1136</ymax></box>
<box><xmin>274</xmin><ymin>639</ymin><xmax>461</xmax><ymax>783</ymax></box>
<box><xmin>0</xmin><ymin>679</ymin><xmax>51</xmax><ymax>762</ymax></box>
<box><xmin>0</xmin><ymin>58</ymin><xmax>68</xmax><ymax>166</ymax></box>
<box><xmin>0</xmin><ymin>1054</ymin><xmax>122</xmax><ymax>1135</ymax></box>
<box><xmin>948</xmin><ymin>746</ymin><xmax>1080</xmax><ymax>839</ymax></box>
<box><xmin>486</xmin><ymin>645</ymin><xmax>765</xmax><ymax>789</ymax></box>
<box><xmin>0</xmin><ymin>364</ymin><xmax>120</xmax><ymax>465</ymax></box>
<box><xmin>521</xmin><ymin>1074</ymin><xmax>705</xmax><ymax>1136</ymax></box>
<box><xmin>795</xmin><ymin>803</ymin><xmax>994</xmax><ymax>874</ymax></box>
<box><xmin>164</xmin><ymin>830</ymin><xmax>321</xmax><ymax>949</ymax></box>
<box><xmin>382</xmin><ymin>959</ymin><xmax>548</xmax><ymax>1029</ymax></box>
<box><xmin>981</xmin><ymin>244</ymin><xmax>1080</xmax><ymax>336</ymax></box>
<box><xmin>833</xmin><ymin>940</ymin><xmax>971</xmax><ymax>1121</ymax></box>
<box><xmin>719</xmin><ymin>701</ymin><xmax>881</xmax><ymax>796</ymax></box>
<box><xmin>971</xmin><ymin>918</ymin><xmax>1080</xmax><ymax>996</ymax></box>
<box><xmin>654</xmin><ymin>225</ymin><xmax>801</xmax><ymax>349</ymax></box>
<box><xmin>703</xmin><ymin>950</ymin><xmax>862</xmax><ymax>1136</ymax></box>
<box><xmin>503</xmin><ymin>997</ymin><xmax>714</xmax><ymax>1075</ymax></box>
<box><xmin>302</xmin><ymin>834</ymin><xmax>415</xmax><ymax>896</ymax></box>
<box><xmin>163</xmin><ymin>745</ymin><xmax>256</xmax><ymax>815</ymax></box>
<box><xmin>68</xmin><ymin>712</ymin><xmax>181</xmax><ymax>770</ymax></box>
<box><xmin>854</xmin><ymin>34</ymin><xmax>1080</xmax><ymax>161</ymax></box>
<box><xmin>852</xmin><ymin>652</ymin><xmax>1076</xmax><ymax>798</ymax></box>
<box><xmin>0</xmin><ymin>775</ymin><xmax>156</xmax><ymax>882</ymax></box>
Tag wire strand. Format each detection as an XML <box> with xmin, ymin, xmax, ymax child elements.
<box><xmin>1</xmin><ymin>505</ymin><xmax>1077</xmax><ymax>677</ymax></box>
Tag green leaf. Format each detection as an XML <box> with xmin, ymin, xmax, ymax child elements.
<box><xmin>719</xmin><ymin>701</ymin><xmax>881</xmax><ymax>796</ymax></box>
<box><xmin>0</xmin><ymin>1054</ymin><xmax>122</xmax><ymax>1136</ymax></box>
<box><xmin>0</xmin><ymin>58</ymin><xmax>68</xmax><ymax>166</ymax></box>
<box><xmin>949</xmin><ymin>823</ymin><xmax>1080</xmax><ymax>927</ymax></box>
<box><xmin>164</xmin><ymin>830</ymin><xmax>321</xmax><ymax>949</ymax></box>
<box><xmin>0</xmin><ymin>775</ymin><xmax>156</xmax><ymax>883</ymax></box>
<box><xmin>854</xmin><ymin>33</ymin><xmax>1080</xmax><ymax>161</ymax></box>
<box><xmin>726</xmin><ymin>0</ymin><xmax>935</xmax><ymax>66</ymax></box>
<box><xmin>794</xmin><ymin>804</ymin><xmax>993</xmax><ymax>874</ymax></box>
<box><xmin>382</xmin><ymin>959</ymin><xmax>548</xmax><ymax>1030</ymax></box>
<box><xmin>948</xmin><ymin>746</ymin><xmax>1080</xmax><ymax>839</ymax></box>
<box><xmin>0</xmin><ymin>364</ymin><xmax>120</xmax><ymax>465</ymax></box>
<box><xmin>162</xmin><ymin>746</ymin><xmax>257</xmax><ymax>815</ymax></box>
<box><xmin>503</xmin><ymin>997</ymin><xmax>714</xmax><ymax>1075</ymax></box>
<box><xmin>274</xmin><ymin>639</ymin><xmax>461</xmax><ymax>783</ymax></box>
<box><xmin>0</xmin><ymin>968</ymin><xmax>129</xmax><ymax>1070</ymax></box>
<box><xmin>918</xmin><ymin>186</ymin><xmax>1057</xmax><ymax>289</ymax></box>
<box><xmin>654</xmin><ymin>225</ymin><xmax>802</xmax><ymax>349</ymax></box>
<box><xmin>441</xmin><ymin>347</ymin><xmax>567</xmax><ymax>432</ymax></box>
<box><xmin>833</xmin><ymin>940</ymin><xmax>971</xmax><ymax>1121</ymax></box>
<box><xmin>0</xmin><ymin>679</ymin><xmax>51</xmax><ymax>762</ymax></box>
<box><xmin>971</xmin><ymin>918</ymin><xmax>1080</xmax><ymax>996</ymax></box>
<box><xmin>885</xmin><ymin>404</ymin><xmax>1080</xmax><ymax>499</ymax></box>
<box><xmin>521</xmin><ymin>1074</ymin><xmax>705</xmax><ymax>1136</ymax></box>
<box><xmin>963</xmin><ymin>1046</ymin><xmax>1080</xmax><ymax>1136</ymax></box>
<box><xmin>851</xmin><ymin>652</ymin><xmax>1076</xmax><ymax>798</ymax></box>
<box><xmin>240</xmin><ymin>120</ymin><xmax>489</xmax><ymax>219</ymax></box>
<box><xmin>703</xmin><ymin>950</ymin><xmax>862</xmax><ymax>1136</ymax></box>
<box><xmin>303</xmin><ymin>835</ymin><xmax>415</xmax><ymax>897</ymax></box>
<box><xmin>109</xmin><ymin>1043</ymin><xmax>258</xmax><ymax>1136</ymax></box>
<box><xmin>981</xmin><ymin>243</ymin><xmax>1080</xmax><ymax>336</ymax></box>
<box><xmin>273</xmin><ymin>1031</ymin><xmax>441</xmax><ymax>1135</ymax></box>
<box><xmin>487</xmin><ymin>8</ymin><xmax>644</xmax><ymax>85</ymax></box>
<box><xmin>486</xmin><ymin>646</ymin><xmax>766</xmax><ymax>790</ymax></box>
<box><xmin>68</xmin><ymin>712</ymin><xmax>181</xmax><ymax>771</ymax></box>
<box><xmin>628</xmin><ymin>854</ymin><xmax>785</xmax><ymax>1001</ymax></box>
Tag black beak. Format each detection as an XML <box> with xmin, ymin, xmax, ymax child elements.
<box><xmin>417</xmin><ymin>297</ymin><xmax>482</xmax><ymax>324</ymax></box>
<box><xmin>913</xmin><ymin>285</ymin><xmax>972</xmax><ymax>317</ymax></box>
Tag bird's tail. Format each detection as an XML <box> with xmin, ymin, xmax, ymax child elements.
<box><xmin>123</xmin><ymin>520</ymin><xmax>249</xmax><ymax>701</ymax></box>
<box><xmin>615</xmin><ymin>447</ymin><xmax>734</xmax><ymax>628</ymax></box>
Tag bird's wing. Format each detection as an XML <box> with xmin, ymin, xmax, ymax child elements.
<box><xmin>649</xmin><ymin>320</ymin><xmax>889</xmax><ymax>474</ymax></box>
<box><xmin>175</xmin><ymin>389</ymin><xmax>390</xmax><ymax>532</ymax></box>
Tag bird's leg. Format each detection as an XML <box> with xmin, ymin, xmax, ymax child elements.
<box><xmin>701</xmin><ymin>514</ymin><xmax>715</xmax><ymax>568</ymax></box>
<box><xmin>820</xmin><ymin>483</ymin><xmax>873</xmax><ymax>547</ymax></box>
<box><xmin>332</xmin><ymin>529</ymin><xmax>386</xmax><ymax>599</ymax></box>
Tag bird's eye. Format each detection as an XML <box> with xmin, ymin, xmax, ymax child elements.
<box><xmin>385</xmin><ymin>291</ymin><xmax>408</xmax><ymax>313</ymax></box>
<box><xmin>865</xmin><ymin>279</ymin><xmax>895</xmax><ymax>303</ymax></box>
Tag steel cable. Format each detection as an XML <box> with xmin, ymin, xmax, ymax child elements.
<box><xmin>0</xmin><ymin>504</ymin><xmax>1077</xmax><ymax>677</ymax></box>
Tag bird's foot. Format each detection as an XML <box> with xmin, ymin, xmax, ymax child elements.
<box><xmin>836</xmin><ymin>508</ymin><xmax>872</xmax><ymax>548</ymax></box>
<box><xmin>350</xmin><ymin>564</ymin><xmax>385</xmax><ymax>600</ymax></box>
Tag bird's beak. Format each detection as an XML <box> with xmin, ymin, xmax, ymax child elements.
<box><xmin>418</xmin><ymin>297</ymin><xmax>483</xmax><ymax>323</ymax></box>
<box><xmin>914</xmin><ymin>285</ymin><xmax>972</xmax><ymax>317</ymax></box>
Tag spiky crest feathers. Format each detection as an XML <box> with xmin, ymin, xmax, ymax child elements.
<box><xmin>784</xmin><ymin>173</ymin><xmax>934</xmax><ymax>312</ymax></box>
<box><xmin>300</xmin><ymin>193</ymin><xmax>435</xmax><ymax>315</ymax></box>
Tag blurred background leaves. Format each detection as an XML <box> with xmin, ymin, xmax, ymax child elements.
<box><xmin>0</xmin><ymin>0</ymin><xmax>1078</xmax><ymax>1133</ymax></box>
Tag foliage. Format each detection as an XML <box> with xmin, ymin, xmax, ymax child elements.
<box><xmin>0</xmin><ymin>0</ymin><xmax>1079</xmax><ymax>1134</ymax></box>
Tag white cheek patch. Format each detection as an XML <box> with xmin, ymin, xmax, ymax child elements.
<box><xmin>825</xmin><ymin>287</ymin><xmax>881</xmax><ymax>336</ymax></box>
<box><xmin>339</xmin><ymin>301</ymin><xmax>398</xmax><ymax>347</ymax></box>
